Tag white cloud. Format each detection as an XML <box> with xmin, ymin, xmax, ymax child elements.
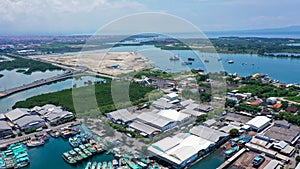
<box><xmin>0</xmin><ymin>0</ymin><xmax>146</xmax><ymax>34</ymax></box>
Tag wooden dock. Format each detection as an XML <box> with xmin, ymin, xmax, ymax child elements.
<box><xmin>216</xmin><ymin>148</ymin><xmax>247</xmax><ymax>169</ymax></box>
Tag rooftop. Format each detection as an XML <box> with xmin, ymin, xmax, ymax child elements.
<box><xmin>136</xmin><ymin>112</ymin><xmax>174</xmax><ymax>128</ymax></box>
<box><xmin>129</xmin><ymin>121</ymin><xmax>161</xmax><ymax>135</ymax></box>
<box><xmin>264</xmin><ymin>125</ymin><xmax>300</xmax><ymax>144</ymax></box>
<box><xmin>5</xmin><ymin>108</ymin><xmax>30</xmax><ymax>122</ymax></box>
<box><xmin>157</xmin><ymin>109</ymin><xmax>190</xmax><ymax>122</ymax></box>
<box><xmin>107</xmin><ymin>109</ymin><xmax>137</xmax><ymax>123</ymax></box>
<box><xmin>0</xmin><ymin>121</ymin><xmax>11</xmax><ymax>130</ymax></box>
<box><xmin>246</xmin><ymin>116</ymin><xmax>271</xmax><ymax>129</ymax></box>
<box><xmin>14</xmin><ymin>115</ymin><xmax>44</xmax><ymax>128</ymax></box>
<box><xmin>189</xmin><ymin>125</ymin><xmax>228</xmax><ymax>143</ymax></box>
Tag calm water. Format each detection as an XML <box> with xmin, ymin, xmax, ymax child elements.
<box><xmin>0</xmin><ymin>69</ymin><xmax>64</xmax><ymax>91</ymax></box>
<box><xmin>0</xmin><ymin>75</ymin><xmax>104</xmax><ymax>113</ymax></box>
<box><xmin>24</xmin><ymin>137</ymin><xmax>114</xmax><ymax>169</ymax></box>
<box><xmin>0</xmin><ymin>45</ymin><xmax>300</xmax><ymax>169</ymax></box>
<box><xmin>190</xmin><ymin>149</ymin><xmax>225</xmax><ymax>169</ymax></box>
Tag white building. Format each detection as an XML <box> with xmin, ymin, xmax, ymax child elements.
<box><xmin>148</xmin><ymin>133</ymin><xmax>214</xmax><ymax>169</ymax></box>
<box><xmin>246</xmin><ymin>116</ymin><xmax>271</xmax><ymax>132</ymax></box>
<box><xmin>157</xmin><ymin>109</ymin><xmax>190</xmax><ymax>125</ymax></box>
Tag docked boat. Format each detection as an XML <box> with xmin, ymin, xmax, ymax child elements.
<box><xmin>69</xmin><ymin>136</ymin><xmax>81</xmax><ymax>148</ymax></box>
<box><xmin>107</xmin><ymin>161</ymin><xmax>113</xmax><ymax>169</ymax></box>
<box><xmin>188</xmin><ymin>57</ymin><xmax>195</xmax><ymax>61</ymax></box>
<box><xmin>182</xmin><ymin>61</ymin><xmax>192</xmax><ymax>65</ymax></box>
<box><xmin>97</xmin><ymin>162</ymin><xmax>102</xmax><ymax>169</ymax></box>
<box><xmin>252</xmin><ymin>154</ymin><xmax>265</xmax><ymax>167</ymax></box>
<box><xmin>228</xmin><ymin>60</ymin><xmax>234</xmax><ymax>64</ymax></box>
<box><xmin>91</xmin><ymin>162</ymin><xmax>97</xmax><ymax>169</ymax></box>
<box><xmin>169</xmin><ymin>55</ymin><xmax>179</xmax><ymax>61</ymax></box>
<box><xmin>61</xmin><ymin>129</ymin><xmax>79</xmax><ymax>139</ymax></box>
<box><xmin>4</xmin><ymin>157</ymin><xmax>14</xmax><ymax>169</ymax></box>
<box><xmin>224</xmin><ymin>146</ymin><xmax>239</xmax><ymax>158</ymax></box>
<box><xmin>102</xmin><ymin>161</ymin><xmax>107</xmax><ymax>169</ymax></box>
<box><xmin>26</xmin><ymin>138</ymin><xmax>45</xmax><ymax>148</ymax></box>
<box><xmin>112</xmin><ymin>159</ymin><xmax>119</xmax><ymax>168</ymax></box>
<box><xmin>85</xmin><ymin>162</ymin><xmax>92</xmax><ymax>169</ymax></box>
<box><xmin>62</xmin><ymin>152</ymin><xmax>77</xmax><ymax>165</ymax></box>
<box><xmin>74</xmin><ymin>148</ymin><xmax>88</xmax><ymax>159</ymax></box>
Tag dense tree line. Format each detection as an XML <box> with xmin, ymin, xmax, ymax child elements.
<box><xmin>0</xmin><ymin>55</ymin><xmax>61</xmax><ymax>74</ymax></box>
<box><xmin>13</xmin><ymin>81</ymin><xmax>155</xmax><ymax>116</ymax></box>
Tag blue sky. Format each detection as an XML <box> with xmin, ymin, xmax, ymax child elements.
<box><xmin>0</xmin><ymin>0</ymin><xmax>299</xmax><ymax>35</ymax></box>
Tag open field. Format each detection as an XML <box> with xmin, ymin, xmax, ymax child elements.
<box><xmin>41</xmin><ymin>52</ymin><xmax>150</xmax><ymax>76</ymax></box>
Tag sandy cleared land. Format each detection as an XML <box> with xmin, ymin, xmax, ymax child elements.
<box><xmin>41</xmin><ymin>52</ymin><xmax>150</xmax><ymax>76</ymax></box>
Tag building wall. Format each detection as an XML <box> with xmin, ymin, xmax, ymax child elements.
<box><xmin>0</xmin><ymin>129</ymin><xmax>13</xmax><ymax>138</ymax></box>
<box><xmin>20</xmin><ymin>121</ymin><xmax>46</xmax><ymax>131</ymax></box>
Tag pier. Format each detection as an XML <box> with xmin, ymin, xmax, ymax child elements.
<box><xmin>216</xmin><ymin>148</ymin><xmax>246</xmax><ymax>169</ymax></box>
<box><xmin>0</xmin><ymin>120</ymin><xmax>81</xmax><ymax>149</ymax></box>
<box><xmin>0</xmin><ymin>69</ymin><xmax>87</xmax><ymax>98</ymax></box>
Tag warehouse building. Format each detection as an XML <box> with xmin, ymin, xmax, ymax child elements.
<box><xmin>246</xmin><ymin>116</ymin><xmax>271</xmax><ymax>132</ymax></box>
<box><xmin>136</xmin><ymin>112</ymin><xmax>176</xmax><ymax>131</ymax></box>
<box><xmin>148</xmin><ymin>133</ymin><xmax>214</xmax><ymax>169</ymax></box>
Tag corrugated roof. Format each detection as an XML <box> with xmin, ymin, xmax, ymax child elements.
<box><xmin>0</xmin><ymin>121</ymin><xmax>11</xmax><ymax>130</ymax></box>
<box><xmin>129</xmin><ymin>121</ymin><xmax>160</xmax><ymax>135</ymax></box>
<box><xmin>246</xmin><ymin>116</ymin><xmax>271</xmax><ymax>129</ymax></box>
<box><xmin>136</xmin><ymin>112</ymin><xmax>174</xmax><ymax>128</ymax></box>
<box><xmin>5</xmin><ymin>108</ymin><xmax>30</xmax><ymax>122</ymax></box>
<box><xmin>14</xmin><ymin>115</ymin><xmax>44</xmax><ymax>128</ymax></box>
<box><xmin>157</xmin><ymin>110</ymin><xmax>190</xmax><ymax>122</ymax></box>
<box><xmin>108</xmin><ymin>109</ymin><xmax>137</xmax><ymax>122</ymax></box>
<box><xmin>263</xmin><ymin>160</ymin><xmax>280</xmax><ymax>169</ymax></box>
<box><xmin>148</xmin><ymin>133</ymin><xmax>213</xmax><ymax>165</ymax></box>
<box><xmin>189</xmin><ymin>125</ymin><xmax>228</xmax><ymax>143</ymax></box>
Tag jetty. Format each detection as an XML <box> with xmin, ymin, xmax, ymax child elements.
<box><xmin>0</xmin><ymin>68</ymin><xmax>87</xmax><ymax>98</ymax></box>
<box><xmin>0</xmin><ymin>120</ymin><xmax>81</xmax><ymax>149</ymax></box>
<box><xmin>216</xmin><ymin>148</ymin><xmax>246</xmax><ymax>169</ymax></box>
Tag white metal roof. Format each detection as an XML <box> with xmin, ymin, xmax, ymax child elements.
<box><xmin>189</xmin><ymin>125</ymin><xmax>229</xmax><ymax>143</ymax></box>
<box><xmin>158</xmin><ymin>109</ymin><xmax>190</xmax><ymax>122</ymax></box>
<box><xmin>129</xmin><ymin>121</ymin><xmax>161</xmax><ymax>135</ymax></box>
<box><xmin>148</xmin><ymin>133</ymin><xmax>213</xmax><ymax>165</ymax></box>
<box><xmin>136</xmin><ymin>112</ymin><xmax>174</xmax><ymax>128</ymax></box>
<box><xmin>246</xmin><ymin>116</ymin><xmax>271</xmax><ymax>129</ymax></box>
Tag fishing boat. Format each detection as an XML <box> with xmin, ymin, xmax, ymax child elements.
<box><xmin>252</xmin><ymin>154</ymin><xmax>265</xmax><ymax>167</ymax></box>
<box><xmin>228</xmin><ymin>60</ymin><xmax>234</xmax><ymax>64</ymax></box>
<box><xmin>69</xmin><ymin>136</ymin><xmax>81</xmax><ymax>148</ymax></box>
<box><xmin>169</xmin><ymin>55</ymin><xmax>179</xmax><ymax>61</ymax></box>
<box><xmin>26</xmin><ymin>138</ymin><xmax>45</xmax><ymax>148</ymax></box>
<box><xmin>97</xmin><ymin>162</ymin><xmax>102</xmax><ymax>169</ymax></box>
<box><xmin>85</xmin><ymin>162</ymin><xmax>92</xmax><ymax>169</ymax></box>
<box><xmin>102</xmin><ymin>161</ymin><xmax>107</xmax><ymax>169</ymax></box>
<box><xmin>224</xmin><ymin>146</ymin><xmax>239</xmax><ymax>158</ymax></box>
<box><xmin>62</xmin><ymin>152</ymin><xmax>77</xmax><ymax>165</ymax></box>
<box><xmin>204</xmin><ymin>59</ymin><xmax>209</xmax><ymax>63</ymax></box>
<box><xmin>112</xmin><ymin>159</ymin><xmax>119</xmax><ymax>168</ymax></box>
<box><xmin>107</xmin><ymin>161</ymin><xmax>113</xmax><ymax>169</ymax></box>
<box><xmin>4</xmin><ymin>157</ymin><xmax>14</xmax><ymax>169</ymax></box>
<box><xmin>182</xmin><ymin>61</ymin><xmax>192</xmax><ymax>65</ymax></box>
<box><xmin>91</xmin><ymin>162</ymin><xmax>97</xmax><ymax>169</ymax></box>
<box><xmin>188</xmin><ymin>57</ymin><xmax>195</xmax><ymax>61</ymax></box>
<box><xmin>82</xmin><ymin>149</ymin><xmax>92</xmax><ymax>157</ymax></box>
<box><xmin>74</xmin><ymin>148</ymin><xmax>88</xmax><ymax>159</ymax></box>
<box><xmin>61</xmin><ymin>129</ymin><xmax>79</xmax><ymax>139</ymax></box>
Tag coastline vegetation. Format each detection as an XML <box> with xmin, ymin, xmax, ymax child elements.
<box><xmin>13</xmin><ymin>81</ymin><xmax>155</xmax><ymax>115</ymax></box>
<box><xmin>153</xmin><ymin>37</ymin><xmax>300</xmax><ymax>58</ymax></box>
<box><xmin>0</xmin><ymin>55</ymin><xmax>61</xmax><ymax>74</ymax></box>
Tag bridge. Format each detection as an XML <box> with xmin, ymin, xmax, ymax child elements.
<box><xmin>0</xmin><ymin>68</ymin><xmax>87</xmax><ymax>98</ymax></box>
